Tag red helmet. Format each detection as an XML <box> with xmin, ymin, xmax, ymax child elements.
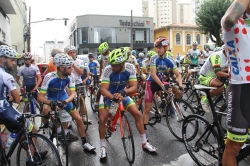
<box><xmin>22</xmin><ymin>52</ymin><xmax>32</xmax><ymax>59</ymax></box>
<box><xmin>154</xmin><ymin>37</ymin><xmax>169</xmax><ymax>47</ymax></box>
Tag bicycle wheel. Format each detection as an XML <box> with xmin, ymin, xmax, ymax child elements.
<box><xmin>214</xmin><ymin>94</ymin><xmax>225</xmax><ymax>110</ymax></box>
<box><xmin>166</xmin><ymin>99</ymin><xmax>196</xmax><ymax>141</ymax></box>
<box><xmin>148</xmin><ymin>99</ymin><xmax>159</xmax><ymax>126</ymax></box>
<box><xmin>51</xmin><ymin>118</ymin><xmax>68</xmax><ymax>166</ymax></box>
<box><xmin>120</xmin><ymin>113</ymin><xmax>135</xmax><ymax>164</ymax></box>
<box><xmin>182</xmin><ymin>114</ymin><xmax>222</xmax><ymax>166</ymax></box>
<box><xmin>79</xmin><ymin>96</ymin><xmax>88</xmax><ymax>132</ymax></box>
<box><xmin>16</xmin><ymin>133</ymin><xmax>62</xmax><ymax>166</ymax></box>
<box><xmin>217</xmin><ymin>104</ymin><xmax>227</xmax><ymax>134</ymax></box>
<box><xmin>90</xmin><ymin>87</ymin><xmax>99</xmax><ymax>113</ymax></box>
<box><xmin>85</xmin><ymin>85</ymin><xmax>91</xmax><ymax>97</ymax></box>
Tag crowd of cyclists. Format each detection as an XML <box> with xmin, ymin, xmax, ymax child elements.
<box><xmin>0</xmin><ymin>1</ymin><xmax>249</xmax><ymax>165</ymax></box>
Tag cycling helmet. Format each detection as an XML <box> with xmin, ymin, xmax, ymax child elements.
<box><xmin>0</xmin><ymin>45</ymin><xmax>18</xmax><ymax>59</ymax></box>
<box><xmin>192</xmin><ymin>41</ymin><xmax>198</xmax><ymax>46</ymax></box>
<box><xmin>109</xmin><ymin>48</ymin><xmax>127</xmax><ymax>65</ymax></box>
<box><xmin>138</xmin><ymin>52</ymin><xmax>144</xmax><ymax>58</ymax></box>
<box><xmin>65</xmin><ymin>45</ymin><xmax>76</xmax><ymax>53</ymax></box>
<box><xmin>88</xmin><ymin>52</ymin><xmax>94</xmax><ymax>57</ymax></box>
<box><xmin>53</xmin><ymin>53</ymin><xmax>74</xmax><ymax>67</ymax></box>
<box><xmin>131</xmin><ymin>50</ymin><xmax>136</xmax><ymax>55</ymax></box>
<box><xmin>119</xmin><ymin>47</ymin><xmax>130</xmax><ymax>56</ymax></box>
<box><xmin>22</xmin><ymin>52</ymin><xmax>32</xmax><ymax>59</ymax></box>
<box><xmin>98</xmin><ymin>42</ymin><xmax>109</xmax><ymax>54</ymax></box>
<box><xmin>166</xmin><ymin>51</ymin><xmax>173</xmax><ymax>57</ymax></box>
<box><xmin>147</xmin><ymin>50</ymin><xmax>156</xmax><ymax>57</ymax></box>
<box><xmin>154</xmin><ymin>37</ymin><xmax>169</xmax><ymax>47</ymax></box>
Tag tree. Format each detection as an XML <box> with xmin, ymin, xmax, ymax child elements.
<box><xmin>195</xmin><ymin>0</ymin><xmax>232</xmax><ymax>46</ymax></box>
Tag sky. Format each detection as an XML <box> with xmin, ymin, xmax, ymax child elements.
<box><xmin>26</xmin><ymin>0</ymin><xmax>192</xmax><ymax>55</ymax></box>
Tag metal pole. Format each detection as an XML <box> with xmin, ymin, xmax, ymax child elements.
<box><xmin>130</xmin><ymin>10</ymin><xmax>133</xmax><ymax>49</ymax></box>
<box><xmin>27</xmin><ymin>6</ymin><xmax>31</xmax><ymax>52</ymax></box>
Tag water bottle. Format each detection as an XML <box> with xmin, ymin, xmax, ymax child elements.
<box><xmin>109</xmin><ymin>102</ymin><xmax>118</xmax><ymax>117</ymax></box>
<box><xmin>6</xmin><ymin>133</ymin><xmax>16</xmax><ymax>148</ymax></box>
<box><xmin>0</xmin><ymin>132</ymin><xmax>7</xmax><ymax>149</ymax></box>
<box><xmin>200</xmin><ymin>91</ymin><xmax>209</xmax><ymax>113</ymax></box>
<box><xmin>29</xmin><ymin>99</ymin><xmax>36</xmax><ymax>114</ymax></box>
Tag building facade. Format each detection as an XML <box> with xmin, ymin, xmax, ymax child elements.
<box><xmin>142</xmin><ymin>0</ymin><xmax>178</xmax><ymax>28</ymax></box>
<box><xmin>177</xmin><ymin>3</ymin><xmax>192</xmax><ymax>24</ymax></box>
<box><xmin>43</xmin><ymin>40</ymin><xmax>64</xmax><ymax>63</ymax></box>
<box><xmin>154</xmin><ymin>23</ymin><xmax>208</xmax><ymax>58</ymax></box>
<box><xmin>66</xmin><ymin>15</ymin><xmax>154</xmax><ymax>55</ymax></box>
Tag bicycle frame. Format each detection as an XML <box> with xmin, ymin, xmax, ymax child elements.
<box><xmin>109</xmin><ymin>102</ymin><xmax>125</xmax><ymax>134</ymax></box>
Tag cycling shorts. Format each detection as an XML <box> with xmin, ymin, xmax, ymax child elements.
<box><xmin>144</xmin><ymin>81</ymin><xmax>161</xmax><ymax>103</ymax></box>
<box><xmin>0</xmin><ymin>106</ymin><xmax>33</xmax><ymax>132</ymax></box>
<box><xmin>99</xmin><ymin>95</ymin><xmax>135</xmax><ymax>110</ymax></box>
<box><xmin>226</xmin><ymin>83</ymin><xmax>250</xmax><ymax>143</ymax></box>
<box><xmin>47</xmin><ymin>96</ymin><xmax>76</xmax><ymax>114</ymax></box>
<box><xmin>199</xmin><ymin>75</ymin><xmax>215</xmax><ymax>87</ymax></box>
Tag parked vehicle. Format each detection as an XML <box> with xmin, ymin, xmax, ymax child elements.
<box><xmin>36</xmin><ymin>63</ymin><xmax>48</xmax><ymax>87</ymax></box>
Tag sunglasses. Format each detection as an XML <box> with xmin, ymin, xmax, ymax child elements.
<box><xmin>63</xmin><ymin>66</ymin><xmax>73</xmax><ymax>69</ymax></box>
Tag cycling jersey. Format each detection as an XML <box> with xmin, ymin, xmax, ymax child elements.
<box><xmin>142</xmin><ymin>59</ymin><xmax>150</xmax><ymax>73</ymax></box>
<box><xmin>88</xmin><ymin>61</ymin><xmax>99</xmax><ymax>75</ymax></box>
<box><xmin>199</xmin><ymin>51</ymin><xmax>228</xmax><ymax>78</ymax></box>
<box><xmin>81</xmin><ymin>66</ymin><xmax>90</xmax><ymax>80</ymax></box>
<box><xmin>187</xmin><ymin>49</ymin><xmax>201</xmax><ymax>65</ymax></box>
<box><xmin>17</xmin><ymin>64</ymin><xmax>40</xmax><ymax>86</ymax></box>
<box><xmin>40</xmin><ymin>72</ymin><xmax>75</xmax><ymax>99</ymax></box>
<box><xmin>99</xmin><ymin>54</ymin><xmax>109</xmax><ymax>67</ymax></box>
<box><xmin>101</xmin><ymin>63</ymin><xmax>137</xmax><ymax>94</ymax></box>
<box><xmin>72</xmin><ymin>58</ymin><xmax>84</xmax><ymax>85</ymax></box>
<box><xmin>126</xmin><ymin>55</ymin><xmax>138</xmax><ymax>66</ymax></box>
<box><xmin>137</xmin><ymin>58</ymin><xmax>145</xmax><ymax>68</ymax></box>
<box><xmin>147</xmin><ymin>54</ymin><xmax>175</xmax><ymax>82</ymax></box>
<box><xmin>221</xmin><ymin>14</ymin><xmax>250</xmax><ymax>84</ymax></box>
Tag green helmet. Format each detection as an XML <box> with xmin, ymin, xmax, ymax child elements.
<box><xmin>109</xmin><ymin>48</ymin><xmax>127</xmax><ymax>64</ymax></box>
<box><xmin>166</xmin><ymin>51</ymin><xmax>173</xmax><ymax>57</ymax></box>
<box><xmin>147</xmin><ymin>50</ymin><xmax>156</xmax><ymax>57</ymax></box>
<box><xmin>119</xmin><ymin>47</ymin><xmax>130</xmax><ymax>56</ymax></box>
<box><xmin>98</xmin><ymin>42</ymin><xmax>109</xmax><ymax>54</ymax></box>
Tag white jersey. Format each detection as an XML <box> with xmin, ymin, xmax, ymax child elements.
<box><xmin>126</xmin><ymin>55</ymin><xmax>138</xmax><ymax>66</ymax></box>
<box><xmin>142</xmin><ymin>58</ymin><xmax>150</xmax><ymax>73</ymax></box>
<box><xmin>0</xmin><ymin>67</ymin><xmax>16</xmax><ymax>107</ymax></box>
<box><xmin>199</xmin><ymin>51</ymin><xmax>228</xmax><ymax>77</ymax></box>
<box><xmin>72</xmin><ymin>58</ymin><xmax>84</xmax><ymax>85</ymax></box>
<box><xmin>17</xmin><ymin>64</ymin><xmax>40</xmax><ymax>86</ymax></box>
<box><xmin>100</xmin><ymin>54</ymin><xmax>109</xmax><ymax>67</ymax></box>
<box><xmin>203</xmin><ymin>51</ymin><xmax>211</xmax><ymax>63</ymax></box>
<box><xmin>221</xmin><ymin>14</ymin><xmax>250</xmax><ymax>84</ymax></box>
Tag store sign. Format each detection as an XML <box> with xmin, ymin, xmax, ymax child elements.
<box><xmin>0</xmin><ymin>13</ymin><xmax>11</xmax><ymax>45</ymax></box>
<box><xmin>119</xmin><ymin>20</ymin><xmax>145</xmax><ymax>27</ymax></box>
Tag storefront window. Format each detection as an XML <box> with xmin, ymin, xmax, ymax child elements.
<box><xmin>132</xmin><ymin>28</ymin><xmax>149</xmax><ymax>43</ymax></box>
<box><xmin>94</xmin><ymin>27</ymin><xmax>116</xmax><ymax>43</ymax></box>
<box><xmin>77</xmin><ymin>27</ymin><xmax>88</xmax><ymax>44</ymax></box>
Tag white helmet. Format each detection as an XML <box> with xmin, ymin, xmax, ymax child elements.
<box><xmin>138</xmin><ymin>52</ymin><xmax>144</xmax><ymax>58</ymax></box>
<box><xmin>53</xmin><ymin>53</ymin><xmax>74</xmax><ymax>67</ymax></box>
<box><xmin>192</xmin><ymin>41</ymin><xmax>198</xmax><ymax>46</ymax></box>
<box><xmin>65</xmin><ymin>45</ymin><xmax>76</xmax><ymax>53</ymax></box>
<box><xmin>0</xmin><ymin>45</ymin><xmax>18</xmax><ymax>59</ymax></box>
<box><xmin>22</xmin><ymin>52</ymin><xmax>32</xmax><ymax>59</ymax></box>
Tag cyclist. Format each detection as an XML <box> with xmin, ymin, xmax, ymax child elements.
<box><xmin>66</xmin><ymin>46</ymin><xmax>92</xmax><ymax>124</ymax></box>
<box><xmin>185</xmin><ymin>41</ymin><xmax>202</xmax><ymax>82</ymax></box>
<box><xmin>143</xmin><ymin>37</ymin><xmax>183</xmax><ymax>141</ymax></box>
<box><xmin>16</xmin><ymin>52</ymin><xmax>42</xmax><ymax>113</ymax></box>
<box><xmin>44</xmin><ymin>48</ymin><xmax>62</xmax><ymax>75</ymax></box>
<box><xmin>0</xmin><ymin>45</ymin><xmax>47</xmax><ymax>165</ymax></box>
<box><xmin>88</xmin><ymin>52</ymin><xmax>99</xmax><ymax>75</ymax></box>
<box><xmin>221</xmin><ymin>1</ymin><xmax>250</xmax><ymax>165</ymax></box>
<box><xmin>199</xmin><ymin>45</ymin><xmax>228</xmax><ymax>97</ymax></box>
<box><xmin>127</xmin><ymin>49</ymin><xmax>140</xmax><ymax>74</ymax></box>
<box><xmin>38</xmin><ymin>53</ymin><xmax>96</xmax><ymax>151</ymax></box>
<box><xmin>99</xmin><ymin>48</ymin><xmax>157</xmax><ymax>159</ymax></box>
<box><xmin>137</xmin><ymin>52</ymin><xmax>145</xmax><ymax>68</ymax></box>
<box><xmin>142</xmin><ymin>50</ymin><xmax>156</xmax><ymax>79</ymax></box>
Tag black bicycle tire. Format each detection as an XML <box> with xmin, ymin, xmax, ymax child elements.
<box><xmin>148</xmin><ymin>99</ymin><xmax>159</xmax><ymax>126</ymax></box>
<box><xmin>16</xmin><ymin>133</ymin><xmax>62</xmax><ymax>166</ymax></box>
<box><xmin>166</xmin><ymin>98</ymin><xmax>196</xmax><ymax>141</ymax></box>
<box><xmin>121</xmin><ymin>113</ymin><xmax>135</xmax><ymax>165</ymax></box>
<box><xmin>86</xmin><ymin>85</ymin><xmax>91</xmax><ymax>97</ymax></box>
<box><xmin>51</xmin><ymin>118</ymin><xmax>68</xmax><ymax>166</ymax></box>
<box><xmin>90</xmin><ymin>87</ymin><xmax>99</xmax><ymax>113</ymax></box>
<box><xmin>182</xmin><ymin>114</ymin><xmax>222</xmax><ymax>166</ymax></box>
<box><xmin>79</xmin><ymin>96</ymin><xmax>88</xmax><ymax>132</ymax></box>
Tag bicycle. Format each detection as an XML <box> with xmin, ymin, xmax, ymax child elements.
<box><xmin>0</xmin><ymin>114</ymin><xmax>62</xmax><ymax>166</ymax></box>
<box><xmin>90</xmin><ymin>74</ymin><xmax>100</xmax><ymax>113</ymax></box>
<box><xmin>74</xmin><ymin>84</ymin><xmax>89</xmax><ymax>132</ymax></box>
<box><xmin>148</xmin><ymin>82</ymin><xmax>195</xmax><ymax>141</ymax></box>
<box><xmin>105</xmin><ymin>101</ymin><xmax>135</xmax><ymax>165</ymax></box>
<box><xmin>39</xmin><ymin>102</ymin><xmax>68</xmax><ymax>166</ymax></box>
<box><xmin>182</xmin><ymin>84</ymin><xmax>250</xmax><ymax>166</ymax></box>
<box><xmin>20</xmin><ymin>88</ymin><xmax>41</xmax><ymax>115</ymax></box>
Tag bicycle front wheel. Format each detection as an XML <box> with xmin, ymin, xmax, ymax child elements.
<box><xmin>166</xmin><ymin>99</ymin><xmax>195</xmax><ymax>141</ymax></box>
<box><xmin>120</xmin><ymin>113</ymin><xmax>135</xmax><ymax>165</ymax></box>
<box><xmin>182</xmin><ymin>114</ymin><xmax>222</xmax><ymax>166</ymax></box>
<box><xmin>79</xmin><ymin>96</ymin><xmax>88</xmax><ymax>132</ymax></box>
<box><xmin>16</xmin><ymin>133</ymin><xmax>62</xmax><ymax>166</ymax></box>
<box><xmin>90</xmin><ymin>87</ymin><xmax>99</xmax><ymax>113</ymax></box>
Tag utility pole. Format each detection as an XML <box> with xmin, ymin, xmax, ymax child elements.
<box><xmin>130</xmin><ymin>10</ymin><xmax>133</xmax><ymax>49</ymax></box>
<box><xmin>27</xmin><ymin>6</ymin><xmax>31</xmax><ymax>52</ymax></box>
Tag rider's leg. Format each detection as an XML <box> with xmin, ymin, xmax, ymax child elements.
<box><xmin>185</xmin><ymin>70</ymin><xmax>193</xmax><ymax>82</ymax></box>
<box><xmin>223</xmin><ymin>139</ymin><xmax>244</xmax><ymax>166</ymax></box>
<box><xmin>209</xmin><ymin>78</ymin><xmax>224</xmax><ymax>97</ymax></box>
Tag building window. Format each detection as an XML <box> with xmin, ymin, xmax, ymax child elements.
<box><xmin>176</xmin><ymin>33</ymin><xmax>181</xmax><ymax>45</ymax></box>
<box><xmin>132</xmin><ymin>28</ymin><xmax>150</xmax><ymax>44</ymax></box>
<box><xmin>196</xmin><ymin>34</ymin><xmax>201</xmax><ymax>45</ymax></box>
<box><xmin>186</xmin><ymin>34</ymin><xmax>191</xmax><ymax>45</ymax></box>
<box><xmin>77</xmin><ymin>27</ymin><xmax>88</xmax><ymax>44</ymax></box>
<box><xmin>94</xmin><ymin>27</ymin><xmax>117</xmax><ymax>43</ymax></box>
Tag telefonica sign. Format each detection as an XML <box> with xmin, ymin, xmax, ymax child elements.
<box><xmin>119</xmin><ymin>20</ymin><xmax>145</xmax><ymax>27</ymax></box>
